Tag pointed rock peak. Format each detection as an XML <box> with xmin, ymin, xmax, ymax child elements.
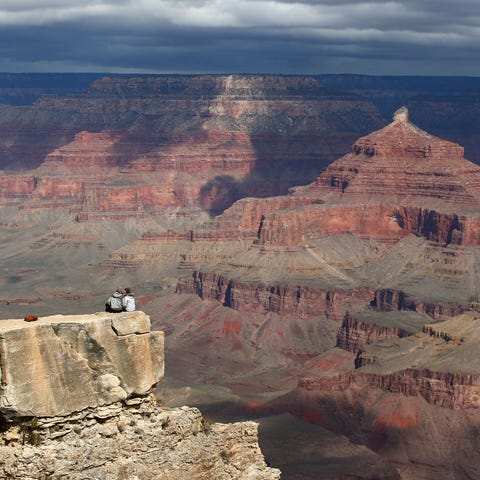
<box><xmin>350</xmin><ymin>106</ymin><xmax>464</xmax><ymax>160</ymax></box>
<box><xmin>393</xmin><ymin>106</ymin><xmax>409</xmax><ymax>123</ymax></box>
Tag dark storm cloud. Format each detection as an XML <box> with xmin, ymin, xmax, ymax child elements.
<box><xmin>0</xmin><ymin>1</ymin><xmax>479</xmax><ymax>74</ymax></box>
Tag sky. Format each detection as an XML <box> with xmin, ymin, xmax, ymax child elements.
<box><xmin>1</xmin><ymin>0</ymin><xmax>480</xmax><ymax>76</ymax></box>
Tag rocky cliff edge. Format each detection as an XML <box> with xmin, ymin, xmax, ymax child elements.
<box><xmin>0</xmin><ymin>312</ymin><xmax>280</xmax><ymax>480</ymax></box>
<box><xmin>0</xmin><ymin>311</ymin><xmax>164</xmax><ymax>419</ymax></box>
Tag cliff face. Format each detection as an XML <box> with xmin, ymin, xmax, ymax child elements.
<box><xmin>371</xmin><ymin>288</ymin><xmax>466</xmax><ymax>318</ymax></box>
<box><xmin>0</xmin><ymin>312</ymin><xmax>164</xmax><ymax>419</ymax></box>
<box><xmin>0</xmin><ymin>74</ymin><xmax>383</xmax><ymax>217</ymax></box>
<box><xmin>177</xmin><ymin>271</ymin><xmax>373</xmax><ymax>321</ymax></box>
<box><xmin>267</xmin><ymin>311</ymin><xmax>480</xmax><ymax>479</ymax></box>
<box><xmin>336</xmin><ymin>312</ymin><xmax>417</xmax><ymax>353</ymax></box>
<box><xmin>0</xmin><ymin>401</ymin><xmax>279</xmax><ymax>480</ymax></box>
<box><xmin>297</xmin><ymin>368</ymin><xmax>480</xmax><ymax>411</ymax></box>
<box><xmin>304</xmin><ymin>310</ymin><xmax>480</xmax><ymax>412</ymax></box>
<box><xmin>0</xmin><ymin>312</ymin><xmax>279</xmax><ymax>480</ymax></box>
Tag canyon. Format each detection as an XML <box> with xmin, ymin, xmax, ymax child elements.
<box><xmin>1</xmin><ymin>74</ymin><xmax>480</xmax><ymax>478</ymax></box>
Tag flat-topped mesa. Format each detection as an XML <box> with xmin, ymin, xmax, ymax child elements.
<box><xmin>0</xmin><ymin>311</ymin><xmax>164</xmax><ymax>420</ymax></box>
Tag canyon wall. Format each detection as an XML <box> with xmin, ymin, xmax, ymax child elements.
<box><xmin>0</xmin><ymin>74</ymin><xmax>384</xmax><ymax>216</ymax></box>
<box><xmin>298</xmin><ymin>367</ymin><xmax>480</xmax><ymax>410</ymax></box>
<box><xmin>336</xmin><ymin>313</ymin><xmax>416</xmax><ymax>353</ymax></box>
<box><xmin>177</xmin><ymin>271</ymin><xmax>373</xmax><ymax>321</ymax></box>
<box><xmin>371</xmin><ymin>288</ymin><xmax>466</xmax><ymax>318</ymax></box>
<box><xmin>256</xmin><ymin>204</ymin><xmax>480</xmax><ymax>247</ymax></box>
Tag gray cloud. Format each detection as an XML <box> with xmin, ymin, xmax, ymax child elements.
<box><xmin>0</xmin><ymin>1</ymin><xmax>479</xmax><ymax>75</ymax></box>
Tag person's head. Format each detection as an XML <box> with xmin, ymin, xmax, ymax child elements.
<box><xmin>125</xmin><ymin>287</ymin><xmax>132</xmax><ymax>294</ymax></box>
<box><xmin>116</xmin><ymin>287</ymin><xmax>123</xmax><ymax>293</ymax></box>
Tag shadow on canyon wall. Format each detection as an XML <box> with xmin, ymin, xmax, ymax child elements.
<box><xmin>2</xmin><ymin>73</ymin><xmax>480</xmax><ymax>214</ymax></box>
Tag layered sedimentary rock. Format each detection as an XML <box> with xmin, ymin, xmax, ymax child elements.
<box><xmin>0</xmin><ymin>74</ymin><xmax>384</xmax><ymax>217</ymax></box>
<box><xmin>371</xmin><ymin>288</ymin><xmax>466</xmax><ymax>318</ymax></box>
<box><xmin>4</xmin><ymin>76</ymin><xmax>480</xmax><ymax>479</ymax></box>
<box><xmin>305</xmin><ymin>105</ymin><xmax>480</xmax><ymax>206</ymax></box>
<box><xmin>170</xmin><ymin>108</ymin><xmax>480</xmax><ymax>316</ymax></box>
<box><xmin>112</xmin><ymin>108</ymin><xmax>480</xmax><ymax>480</ymax></box>
<box><xmin>269</xmin><ymin>310</ymin><xmax>480</xmax><ymax>479</ymax></box>
<box><xmin>177</xmin><ymin>271</ymin><xmax>373</xmax><ymax>321</ymax></box>
<box><xmin>255</xmin><ymin>108</ymin><xmax>480</xmax><ymax>247</ymax></box>
<box><xmin>317</xmin><ymin>74</ymin><xmax>480</xmax><ymax>166</ymax></box>
<box><xmin>335</xmin><ymin>311</ymin><xmax>423</xmax><ymax>353</ymax></box>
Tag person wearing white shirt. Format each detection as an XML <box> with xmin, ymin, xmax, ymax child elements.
<box><xmin>122</xmin><ymin>287</ymin><xmax>136</xmax><ymax>312</ymax></box>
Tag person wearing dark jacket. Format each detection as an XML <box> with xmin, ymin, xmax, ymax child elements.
<box><xmin>105</xmin><ymin>288</ymin><xmax>124</xmax><ymax>313</ymax></box>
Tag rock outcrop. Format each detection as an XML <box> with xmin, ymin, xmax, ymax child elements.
<box><xmin>335</xmin><ymin>311</ymin><xmax>423</xmax><ymax>353</ymax></box>
<box><xmin>254</xmin><ymin>107</ymin><xmax>480</xmax><ymax>247</ymax></box>
<box><xmin>0</xmin><ymin>399</ymin><xmax>279</xmax><ymax>480</ymax></box>
<box><xmin>0</xmin><ymin>311</ymin><xmax>164</xmax><ymax>419</ymax></box>
<box><xmin>0</xmin><ymin>312</ymin><xmax>280</xmax><ymax>480</ymax></box>
<box><xmin>177</xmin><ymin>271</ymin><xmax>373</xmax><ymax>321</ymax></box>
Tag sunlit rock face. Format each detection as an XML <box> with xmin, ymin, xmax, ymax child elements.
<box><xmin>296</xmin><ymin>106</ymin><xmax>480</xmax><ymax>208</ymax></box>
<box><xmin>0</xmin><ymin>312</ymin><xmax>280</xmax><ymax>480</ymax></box>
<box><xmin>0</xmin><ymin>311</ymin><xmax>164</xmax><ymax>418</ymax></box>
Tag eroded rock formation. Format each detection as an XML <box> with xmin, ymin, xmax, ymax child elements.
<box><xmin>0</xmin><ymin>311</ymin><xmax>164</xmax><ymax>419</ymax></box>
<box><xmin>256</xmin><ymin>107</ymin><xmax>480</xmax><ymax>247</ymax></box>
<box><xmin>177</xmin><ymin>271</ymin><xmax>373</xmax><ymax>321</ymax></box>
<box><xmin>0</xmin><ymin>74</ymin><xmax>383</xmax><ymax>218</ymax></box>
<box><xmin>0</xmin><ymin>312</ymin><xmax>279</xmax><ymax>480</ymax></box>
<box><xmin>3</xmin><ymin>84</ymin><xmax>480</xmax><ymax>478</ymax></box>
<box><xmin>269</xmin><ymin>310</ymin><xmax>480</xmax><ymax>478</ymax></box>
<box><xmin>335</xmin><ymin>311</ymin><xmax>421</xmax><ymax>353</ymax></box>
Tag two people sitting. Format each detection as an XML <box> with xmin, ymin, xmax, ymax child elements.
<box><xmin>105</xmin><ymin>287</ymin><xmax>136</xmax><ymax>313</ymax></box>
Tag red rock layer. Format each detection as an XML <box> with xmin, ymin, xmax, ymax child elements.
<box><xmin>372</xmin><ymin>289</ymin><xmax>466</xmax><ymax>319</ymax></box>
<box><xmin>336</xmin><ymin>313</ymin><xmax>414</xmax><ymax>353</ymax></box>
<box><xmin>256</xmin><ymin>204</ymin><xmax>480</xmax><ymax>247</ymax></box>
<box><xmin>183</xmin><ymin>108</ymin><xmax>480</xmax><ymax>248</ymax></box>
<box><xmin>298</xmin><ymin>368</ymin><xmax>480</xmax><ymax>410</ymax></box>
<box><xmin>258</xmin><ymin>204</ymin><xmax>404</xmax><ymax>246</ymax></box>
<box><xmin>176</xmin><ymin>271</ymin><xmax>373</xmax><ymax>321</ymax></box>
<box><xmin>192</xmin><ymin>196</ymin><xmax>317</xmax><ymax>241</ymax></box>
<box><xmin>0</xmin><ymin>74</ymin><xmax>384</xmax><ymax>216</ymax></box>
<box><xmin>38</xmin><ymin>130</ymin><xmax>257</xmax><ymax>175</ymax></box>
<box><xmin>0</xmin><ymin>175</ymin><xmax>37</xmax><ymax>197</ymax></box>
<box><xmin>297</xmin><ymin>109</ymin><xmax>480</xmax><ymax>209</ymax></box>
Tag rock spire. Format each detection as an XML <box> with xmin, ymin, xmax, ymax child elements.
<box><xmin>393</xmin><ymin>106</ymin><xmax>409</xmax><ymax>123</ymax></box>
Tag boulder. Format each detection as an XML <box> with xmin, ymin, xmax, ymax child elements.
<box><xmin>0</xmin><ymin>311</ymin><xmax>164</xmax><ymax>418</ymax></box>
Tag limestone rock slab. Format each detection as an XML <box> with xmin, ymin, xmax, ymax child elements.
<box><xmin>0</xmin><ymin>311</ymin><xmax>164</xmax><ymax>418</ymax></box>
<box><xmin>0</xmin><ymin>401</ymin><xmax>281</xmax><ymax>480</ymax></box>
